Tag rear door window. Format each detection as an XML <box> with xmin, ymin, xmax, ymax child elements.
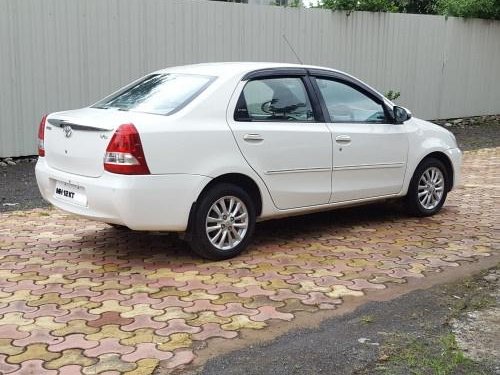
<box><xmin>93</xmin><ymin>73</ymin><xmax>215</xmax><ymax>115</ymax></box>
<box><xmin>234</xmin><ymin>77</ymin><xmax>315</xmax><ymax>122</ymax></box>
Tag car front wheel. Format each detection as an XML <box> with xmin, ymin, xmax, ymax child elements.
<box><xmin>188</xmin><ymin>183</ymin><xmax>256</xmax><ymax>260</ymax></box>
<box><xmin>406</xmin><ymin>157</ymin><xmax>449</xmax><ymax>216</ymax></box>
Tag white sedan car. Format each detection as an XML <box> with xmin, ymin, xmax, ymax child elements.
<box><xmin>36</xmin><ymin>62</ymin><xmax>462</xmax><ymax>259</ymax></box>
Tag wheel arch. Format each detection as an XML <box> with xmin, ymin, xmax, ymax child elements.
<box><xmin>189</xmin><ymin>173</ymin><xmax>263</xmax><ymax>224</ymax></box>
<box><xmin>184</xmin><ymin>172</ymin><xmax>263</xmax><ymax>240</ymax></box>
<box><xmin>416</xmin><ymin>151</ymin><xmax>454</xmax><ymax>192</ymax></box>
<box><xmin>198</xmin><ymin>173</ymin><xmax>263</xmax><ymax>216</ymax></box>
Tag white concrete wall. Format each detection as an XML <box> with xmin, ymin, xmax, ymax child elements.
<box><xmin>1</xmin><ymin>0</ymin><xmax>499</xmax><ymax>157</ymax></box>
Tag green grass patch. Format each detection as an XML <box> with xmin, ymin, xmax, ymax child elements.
<box><xmin>360</xmin><ymin>315</ymin><xmax>375</xmax><ymax>324</ymax></box>
<box><xmin>377</xmin><ymin>333</ymin><xmax>488</xmax><ymax>375</ymax></box>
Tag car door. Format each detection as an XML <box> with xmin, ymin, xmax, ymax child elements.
<box><xmin>227</xmin><ymin>74</ymin><xmax>332</xmax><ymax>210</ymax></box>
<box><xmin>312</xmin><ymin>76</ymin><xmax>409</xmax><ymax>203</ymax></box>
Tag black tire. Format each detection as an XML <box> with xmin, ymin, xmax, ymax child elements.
<box><xmin>405</xmin><ymin>157</ymin><xmax>449</xmax><ymax>217</ymax></box>
<box><xmin>188</xmin><ymin>183</ymin><xmax>256</xmax><ymax>260</ymax></box>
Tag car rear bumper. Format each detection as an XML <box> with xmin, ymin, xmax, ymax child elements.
<box><xmin>35</xmin><ymin>158</ymin><xmax>211</xmax><ymax>231</ymax></box>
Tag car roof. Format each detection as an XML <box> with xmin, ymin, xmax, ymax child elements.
<box><xmin>155</xmin><ymin>62</ymin><xmax>342</xmax><ymax>78</ymax></box>
<box><xmin>154</xmin><ymin>62</ymin><xmax>389</xmax><ymax>109</ymax></box>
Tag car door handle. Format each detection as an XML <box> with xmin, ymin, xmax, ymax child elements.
<box><xmin>335</xmin><ymin>135</ymin><xmax>351</xmax><ymax>144</ymax></box>
<box><xmin>243</xmin><ymin>133</ymin><xmax>264</xmax><ymax>142</ymax></box>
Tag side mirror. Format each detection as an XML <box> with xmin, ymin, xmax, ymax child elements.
<box><xmin>393</xmin><ymin>106</ymin><xmax>412</xmax><ymax>124</ymax></box>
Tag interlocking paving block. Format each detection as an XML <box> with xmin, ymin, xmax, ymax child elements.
<box><xmin>85</xmin><ymin>325</ymin><xmax>135</xmax><ymax>341</ymax></box>
<box><xmin>155</xmin><ymin>319</ymin><xmax>202</xmax><ymax>336</ymax></box>
<box><xmin>250</xmin><ymin>306</ymin><xmax>294</xmax><ymax>322</ymax></box>
<box><xmin>5</xmin><ymin>344</ymin><xmax>61</xmax><ymax>364</ymax></box>
<box><xmin>165</xmin><ymin>350</ymin><xmax>195</xmax><ymax>369</ymax></box>
<box><xmin>81</xmin><ymin>353</ymin><xmax>137</xmax><ymax>374</ymax></box>
<box><xmin>50</xmin><ymin>319</ymin><xmax>99</xmax><ymax>337</ymax></box>
<box><xmin>120</xmin><ymin>315</ymin><xmax>167</xmax><ymax>332</ymax></box>
<box><xmin>0</xmin><ymin>148</ymin><xmax>498</xmax><ymax>373</ymax></box>
<box><xmin>83</xmin><ymin>338</ymin><xmax>135</xmax><ymax>357</ymax></box>
<box><xmin>13</xmin><ymin>329</ymin><xmax>63</xmax><ymax>347</ymax></box>
<box><xmin>119</xmin><ymin>329</ymin><xmax>162</xmax><ymax>347</ymax></box>
<box><xmin>123</xmin><ymin>358</ymin><xmax>159</xmax><ymax>375</ymax></box>
<box><xmin>0</xmin><ymin>354</ymin><xmax>20</xmax><ymax>374</ymax></box>
<box><xmin>58</xmin><ymin>366</ymin><xmax>84</xmax><ymax>375</ymax></box>
<box><xmin>221</xmin><ymin>314</ymin><xmax>268</xmax><ymax>331</ymax></box>
<box><xmin>121</xmin><ymin>343</ymin><xmax>173</xmax><ymax>362</ymax></box>
<box><xmin>44</xmin><ymin>348</ymin><xmax>97</xmax><ymax>369</ymax></box>
<box><xmin>191</xmin><ymin>323</ymin><xmax>239</xmax><ymax>340</ymax></box>
<box><xmin>13</xmin><ymin>359</ymin><xmax>57</xmax><ymax>374</ymax></box>
<box><xmin>0</xmin><ymin>325</ymin><xmax>30</xmax><ymax>340</ymax></box>
<box><xmin>0</xmin><ymin>312</ymin><xmax>34</xmax><ymax>327</ymax></box>
<box><xmin>157</xmin><ymin>333</ymin><xmax>192</xmax><ymax>352</ymax></box>
<box><xmin>0</xmin><ymin>339</ymin><xmax>25</xmax><ymax>356</ymax></box>
<box><xmin>47</xmin><ymin>334</ymin><xmax>99</xmax><ymax>352</ymax></box>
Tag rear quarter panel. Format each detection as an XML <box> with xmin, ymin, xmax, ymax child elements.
<box><xmin>134</xmin><ymin>74</ymin><xmax>277</xmax><ymax>217</ymax></box>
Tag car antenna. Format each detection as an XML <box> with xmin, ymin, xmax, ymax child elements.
<box><xmin>282</xmin><ymin>34</ymin><xmax>303</xmax><ymax>65</ymax></box>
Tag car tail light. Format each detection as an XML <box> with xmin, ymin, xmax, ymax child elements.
<box><xmin>38</xmin><ymin>114</ymin><xmax>48</xmax><ymax>157</ymax></box>
<box><xmin>104</xmin><ymin>123</ymin><xmax>150</xmax><ymax>175</ymax></box>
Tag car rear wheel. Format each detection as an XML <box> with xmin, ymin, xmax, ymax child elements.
<box><xmin>405</xmin><ymin>157</ymin><xmax>448</xmax><ymax>216</ymax></box>
<box><xmin>188</xmin><ymin>183</ymin><xmax>256</xmax><ymax>260</ymax></box>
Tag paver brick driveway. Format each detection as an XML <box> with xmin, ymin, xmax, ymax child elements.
<box><xmin>0</xmin><ymin>148</ymin><xmax>499</xmax><ymax>374</ymax></box>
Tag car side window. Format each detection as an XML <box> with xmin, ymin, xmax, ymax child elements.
<box><xmin>234</xmin><ymin>77</ymin><xmax>315</xmax><ymax>122</ymax></box>
<box><xmin>315</xmin><ymin>78</ymin><xmax>386</xmax><ymax>123</ymax></box>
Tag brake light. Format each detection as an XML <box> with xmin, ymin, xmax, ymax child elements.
<box><xmin>104</xmin><ymin>123</ymin><xmax>150</xmax><ymax>175</ymax></box>
<box><xmin>38</xmin><ymin>114</ymin><xmax>48</xmax><ymax>157</ymax></box>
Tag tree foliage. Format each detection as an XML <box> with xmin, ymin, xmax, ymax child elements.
<box><xmin>318</xmin><ymin>0</ymin><xmax>500</xmax><ymax>19</ymax></box>
<box><xmin>320</xmin><ymin>0</ymin><xmax>398</xmax><ymax>12</ymax></box>
<box><xmin>396</xmin><ymin>0</ymin><xmax>436</xmax><ymax>14</ymax></box>
<box><xmin>435</xmin><ymin>0</ymin><xmax>500</xmax><ymax>19</ymax></box>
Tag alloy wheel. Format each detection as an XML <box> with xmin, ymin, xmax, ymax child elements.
<box><xmin>418</xmin><ymin>167</ymin><xmax>445</xmax><ymax>210</ymax></box>
<box><xmin>205</xmin><ymin>196</ymin><xmax>249</xmax><ymax>251</ymax></box>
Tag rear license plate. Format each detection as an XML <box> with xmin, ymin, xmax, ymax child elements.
<box><xmin>54</xmin><ymin>181</ymin><xmax>87</xmax><ymax>206</ymax></box>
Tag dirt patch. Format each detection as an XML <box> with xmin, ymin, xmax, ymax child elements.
<box><xmin>0</xmin><ymin>161</ymin><xmax>48</xmax><ymax>212</ymax></box>
<box><xmin>436</xmin><ymin>116</ymin><xmax>500</xmax><ymax>151</ymax></box>
<box><xmin>360</xmin><ymin>267</ymin><xmax>500</xmax><ymax>375</ymax></box>
<box><xmin>451</xmin><ymin>269</ymin><xmax>500</xmax><ymax>369</ymax></box>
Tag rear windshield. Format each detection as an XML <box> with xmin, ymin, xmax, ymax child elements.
<box><xmin>93</xmin><ymin>73</ymin><xmax>215</xmax><ymax>115</ymax></box>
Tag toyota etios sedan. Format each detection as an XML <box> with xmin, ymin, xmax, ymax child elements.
<box><xmin>36</xmin><ymin>62</ymin><xmax>462</xmax><ymax>260</ymax></box>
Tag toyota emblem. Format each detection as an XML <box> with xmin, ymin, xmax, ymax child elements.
<box><xmin>63</xmin><ymin>125</ymin><xmax>73</xmax><ymax>138</ymax></box>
